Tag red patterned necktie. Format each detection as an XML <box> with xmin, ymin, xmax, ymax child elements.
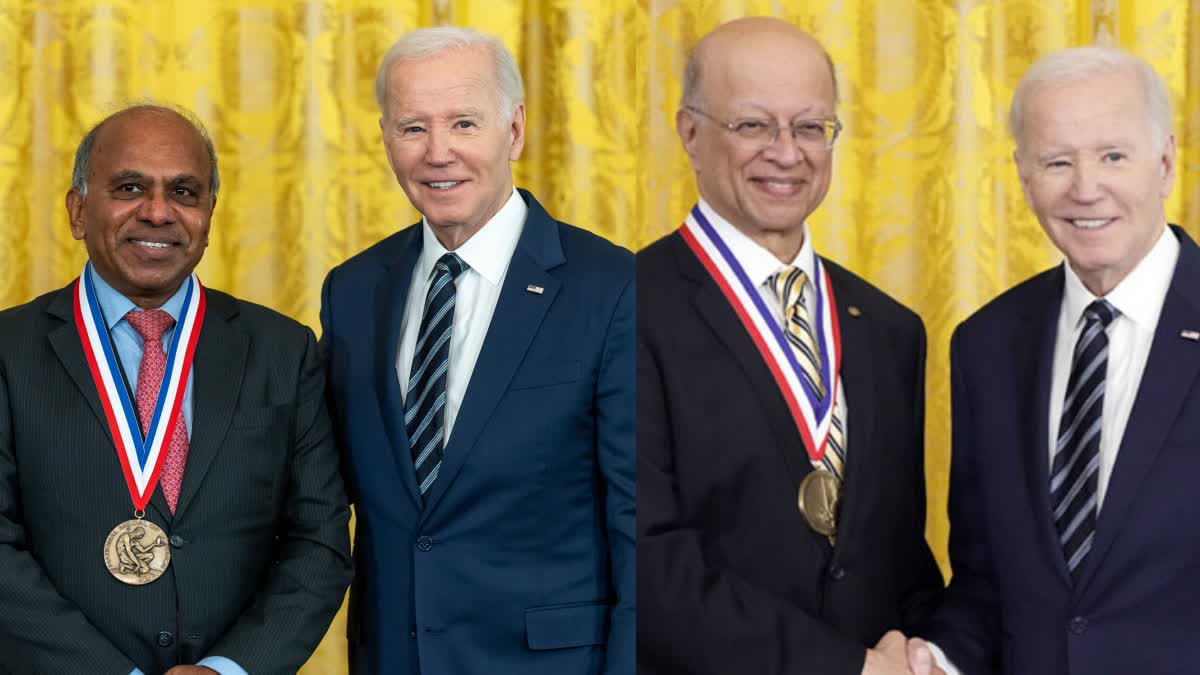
<box><xmin>125</xmin><ymin>309</ymin><xmax>189</xmax><ymax>513</ymax></box>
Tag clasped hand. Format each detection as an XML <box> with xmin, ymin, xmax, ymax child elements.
<box><xmin>862</xmin><ymin>630</ymin><xmax>944</xmax><ymax>675</ymax></box>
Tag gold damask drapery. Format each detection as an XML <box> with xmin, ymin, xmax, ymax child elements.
<box><xmin>0</xmin><ymin>1</ymin><xmax>1196</xmax><ymax>671</ymax></box>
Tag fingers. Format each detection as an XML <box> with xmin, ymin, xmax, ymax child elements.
<box><xmin>906</xmin><ymin>637</ymin><xmax>933</xmax><ymax>675</ymax></box>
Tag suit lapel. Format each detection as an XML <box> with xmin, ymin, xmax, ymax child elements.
<box><xmin>45</xmin><ymin>283</ymin><xmax>173</xmax><ymax>522</ymax></box>
<box><xmin>420</xmin><ymin>191</ymin><xmax>563</xmax><ymax>517</ymax></box>
<box><xmin>172</xmin><ymin>291</ymin><xmax>248</xmax><ymax>520</ymax></box>
<box><xmin>826</xmin><ymin>272</ymin><xmax>877</xmax><ymax>549</ymax></box>
<box><xmin>374</xmin><ymin>227</ymin><xmax>424</xmax><ymax>509</ymax></box>
<box><xmin>676</xmin><ymin>235</ymin><xmax>809</xmax><ymax>492</ymax></box>
<box><xmin>1019</xmin><ymin>269</ymin><xmax>1072</xmax><ymax>585</ymax></box>
<box><xmin>1078</xmin><ymin>227</ymin><xmax>1200</xmax><ymax>591</ymax></box>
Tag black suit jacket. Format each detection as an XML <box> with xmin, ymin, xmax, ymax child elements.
<box><xmin>923</xmin><ymin>226</ymin><xmax>1200</xmax><ymax>675</ymax></box>
<box><xmin>637</xmin><ymin>231</ymin><xmax>943</xmax><ymax>675</ymax></box>
<box><xmin>0</xmin><ymin>283</ymin><xmax>352</xmax><ymax>674</ymax></box>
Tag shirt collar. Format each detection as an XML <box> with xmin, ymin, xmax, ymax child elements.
<box><xmin>88</xmin><ymin>264</ymin><xmax>188</xmax><ymax>330</ymax></box>
<box><xmin>696</xmin><ymin>198</ymin><xmax>815</xmax><ymax>287</ymax></box>
<box><xmin>1062</xmin><ymin>225</ymin><xmax>1179</xmax><ymax>330</ymax></box>
<box><xmin>419</xmin><ymin>188</ymin><xmax>527</xmax><ymax>286</ymax></box>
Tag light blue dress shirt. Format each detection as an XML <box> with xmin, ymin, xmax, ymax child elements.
<box><xmin>90</xmin><ymin>270</ymin><xmax>247</xmax><ymax>675</ymax></box>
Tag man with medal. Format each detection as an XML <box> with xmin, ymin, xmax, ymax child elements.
<box><xmin>637</xmin><ymin>17</ymin><xmax>944</xmax><ymax>675</ymax></box>
<box><xmin>0</xmin><ymin>104</ymin><xmax>352</xmax><ymax>674</ymax></box>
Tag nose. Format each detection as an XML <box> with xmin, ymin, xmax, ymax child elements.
<box><xmin>760</xmin><ymin>128</ymin><xmax>805</xmax><ymax>166</ymax></box>
<box><xmin>137</xmin><ymin>190</ymin><xmax>175</xmax><ymax>225</ymax></box>
<box><xmin>1068</xmin><ymin>161</ymin><xmax>1103</xmax><ymax>202</ymax></box>
<box><xmin>424</xmin><ymin>127</ymin><xmax>456</xmax><ymax>166</ymax></box>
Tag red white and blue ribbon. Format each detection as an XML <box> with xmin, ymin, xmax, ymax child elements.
<box><xmin>73</xmin><ymin>263</ymin><xmax>205</xmax><ymax>511</ymax></box>
<box><xmin>680</xmin><ymin>204</ymin><xmax>843</xmax><ymax>462</ymax></box>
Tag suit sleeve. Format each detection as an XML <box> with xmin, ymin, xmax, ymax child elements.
<box><xmin>0</xmin><ymin>354</ymin><xmax>140</xmax><ymax>672</ymax></box>
<box><xmin>636</xmin><ymin>320</ymin><xmax>866</xmax><ymax>675</ymax></box>
<box><xmin>203</xmin><ymin>326</ymin><xmax>354</xmax><ymax>674</ymax></box>
<box><xmin>897</xmin><ymin>315</ymin><xmax>946</xmax><ymax>631</ymax></box>
<box><xmin>919</xmin><ymin>326</ymin><xmax>1001</xmax><ymax>674</ymax></box>
<box><xmin>597</xmin><ymin>276</ymin><xmax>636</xmax><ymax>675</ymax></box>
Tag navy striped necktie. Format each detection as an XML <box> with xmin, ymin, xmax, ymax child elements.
<box><xmin>1051</xmin><ymin>298</ymin><xmax>1116</xmax><ymax>578</ymax></box>
<box><xmin>406</xmin><ymin>252</ymin><xmax>466</xmax><ymax>497</ymax></box>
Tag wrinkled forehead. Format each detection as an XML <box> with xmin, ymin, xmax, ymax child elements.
<box><xmin>383</xmin><ymin>48</ymin><xmax>501</xmax><ymax>115</ymax></box>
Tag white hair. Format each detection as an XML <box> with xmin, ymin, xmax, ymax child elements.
<box><xmin>1010</xmin><ymin>46</ymin><xmax>1172</xmax><ymax>150</ymax></box>
<box><xmin>375</xmin><ymin>26</ymin><xmax>525</xmax><ymax>123</ymax></box>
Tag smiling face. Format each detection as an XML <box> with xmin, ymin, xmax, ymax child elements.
<box><xmin>379</xmin><ymin>45</ymin><xmax>525</xmax><ymax>249</ymax></box>
<box><xmin>1016</xmin><ymin>67</ymin><xmax>1175</xmax><ymax>296</ymax></box>
<box><xmin>678</xmin><ymin>20</ymin><xmax>836</xmax><ymax>257</ymax></box>
<box><xmin>66</xmin><ymin>108</ymin><xmax>215</xmax><ymax>309</ymax></box>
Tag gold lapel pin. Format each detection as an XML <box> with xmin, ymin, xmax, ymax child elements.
<box><xmin>526</xmin><ymin>284</ymin><xmax>545</xmax><ymax>295</ymax></box>
<box><xmin>847</xmin><ymin>306</ymin><xmax>862</xmax><ymax>318</ymax></box>
<box><xmin>1181</xmin><ymin>330</ymin><xmax>1199</xmax><ymax>341</ymax></box>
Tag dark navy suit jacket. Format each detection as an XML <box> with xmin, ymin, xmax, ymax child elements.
<box><xmin>924</xmin><ymin>226</ymin><xmax>1200</xmax><ymax>674</ymax></box>
<box><xmin>320</xmin><ymin>189</ymin><xmax>635</xmax><ymax>675</ymax></box>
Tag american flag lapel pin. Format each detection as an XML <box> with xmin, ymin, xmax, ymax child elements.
<box><xmin>526</xmin><ymin>284</ymin><xmax>545</xmax><ymax>295</ymax></box>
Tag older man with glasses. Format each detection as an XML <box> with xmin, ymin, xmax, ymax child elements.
<box><xmin>636</xmin><ymin>16</ymin><xmax>944</xmax><ymax>675</ymax></box>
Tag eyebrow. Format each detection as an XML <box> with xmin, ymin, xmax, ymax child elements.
<box><xmin>106</xmin><ymin>170</ymin><xmax>204</xmax><ymax>188</ymax></box>
<box><xmin>393</xmin><ymin>108</ymin><xmax>487</xmax><ymax>125</ymax></box>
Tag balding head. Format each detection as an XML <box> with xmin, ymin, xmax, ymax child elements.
<box><xmin>681</xmin><ymin>17</ymin><xmax>838</xmax><ymax>111</ymax></box>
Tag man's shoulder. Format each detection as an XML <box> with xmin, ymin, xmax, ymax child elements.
<box><xmin>957</xmin><ymin>265</ymin><xmax>1062</xmax><ymax>338</ymax></box>
<box><xmin>328</xmin><ymin>225</ymin><xmax>421</xmax><ymax>278</ymax></box>
<box><xmin>821</xmin><ymin>257</ymin><xmax>921</xmax><ymax>330</ymax></box>
<box><xmin>204</xmin><ymin>287</ymin><xmax>313</xmax><ymax>339</ymax></box>
<box><xmin>0</xmin><ymin>285</ymin><xmax>71</xmax><ymax>338</ymax></box>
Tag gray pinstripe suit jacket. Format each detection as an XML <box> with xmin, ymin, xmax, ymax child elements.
<box><xmin>0</xmin><ymin>282</ymin><xmax>352</xmax><ymax>675</ymax></box>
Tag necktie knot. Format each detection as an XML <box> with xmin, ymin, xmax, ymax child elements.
<box><xmin>769</xmin><ymin>266</ymin><xmax>808</xmax><ymax>310</ymax></box>
<box><xmin>125</xmin><ymin>309</ymin><xmax>176</xmax><ymax>342</ymax></box>
<box><xmin>435</xmin><ymin>252</ymin><xmax>466</xmax><ymax>281</ymax></box>
<box><xmin>1084</xmin><ymin>299</ymin><xmax>1117</xmax><ymax>329</ymax></box>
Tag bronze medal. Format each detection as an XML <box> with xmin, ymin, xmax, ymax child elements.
<box><xmin>797</xmin><ymin>470</ymin><xmax>841</xmax><ymax>537</ymax></box>
<box><xmin>103</xmin><ymin>518</ymin><xmax>170</xmax><ymax>585</ymax></box>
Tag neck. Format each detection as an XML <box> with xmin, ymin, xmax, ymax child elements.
<box><xmin>745</xmin><ymin>227</ymin><xmax>806</xmax><ymax>264</ymax></box>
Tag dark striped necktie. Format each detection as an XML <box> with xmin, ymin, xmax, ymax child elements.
<box><xmin>1051</xmin><ymin>298</ymin><xmax>1116</xmax><ymax>578</ymax></box>
<box><xmin>406</xmin><ymin>252</ymin><xmax>466</xmax><ymax>497</ymax></box>
<box><xmin>768</xmin><ymin>267</ymin><xmax>846</xmax><ymax>480</ymax></box>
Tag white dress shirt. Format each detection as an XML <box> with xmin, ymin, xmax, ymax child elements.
<box><xmin>396</xmin><ymin>188</ymin><xmax>527</xmax><ymax>444</ymax></box>
<box><xmin>697</xmin><ymin>199</ymin><xmax>850</xmax><ymax>452</ymax></box>
<box><xmin>929</xmin><ymin>225</ymin><xmax>1179</xmax><ymax>675</ymax></box>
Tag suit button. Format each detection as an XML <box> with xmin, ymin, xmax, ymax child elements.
<box><xmin>828</xmin><ymin>564</ymin><xmax>846</xmax><ymax>581</ymax></box>
<box><xmin>169</xmin><ymin>535</ymin><xmax>185</xmax><ymax>548</ymax></box>
<box><xmin>416</xmin><ymin>536</ymin><xmax>434</xmax><ymax>551</ymax></box>
<box><xmin>157</xmin><ymin>631</ymin><xmax>174</xmax><ymax>647</ymax></box>
<box><xmin>1068</xmin><ymin>616</ymin><xmax>1088</xmax><ymax>635</ymax></box>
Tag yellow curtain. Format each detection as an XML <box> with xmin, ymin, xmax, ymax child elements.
<box><xmin>0</xmin><ymin>0</ymin><xmax>1195</xmax><ymax>671</ymax></box>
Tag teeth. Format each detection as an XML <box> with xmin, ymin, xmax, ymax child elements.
<box><xmin>1071</xmin><ymin>218</ymin><xmax>1111</xmax><ymax>229</ymax></box>
<box><xmin>133</xmin><ymin>240</ymin><xmax>172</xmax><ymax>249</ymax></box>
<box><xmin>428</xmin><ymin>181</ymin><xmax>460</xmax><ymax>189</ymax></box>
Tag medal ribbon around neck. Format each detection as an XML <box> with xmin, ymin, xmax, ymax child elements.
<box><xmin>680</xmin><ymin>204</ymin><xmax>843</xmax><ymax>462</ymax></box>
<box><xmin>73</xmin><ymin>262</ymin><xmax>206</xmax><ymax>511</ymax></box>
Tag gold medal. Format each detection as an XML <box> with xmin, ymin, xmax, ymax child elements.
<box><xmin>797</xmin><ymin>470</ymin><xmax>841</xmax><ymax>537</ymax></box>
<box><xmin>103</xmin><ymin>516</ymin><xmax>170</xmax><ymax>585</ymax></box>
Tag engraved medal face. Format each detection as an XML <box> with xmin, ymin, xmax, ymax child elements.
<box><xmin>103</xmin><ymin>519</ymin><xmax>170</xmax><ymax>585</ymax></box>
<box><xmin>797</xmin><ymin>471</ymin><xmax>841</xmax><ymax>537</ymax></box>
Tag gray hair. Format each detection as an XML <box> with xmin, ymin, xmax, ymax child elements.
<box><xmin>71</xmin><ymin>103</ymin><xmax>220</xmax><ymax>200</ymax></box>
<box><xmin>679</xmin><ymin>42</ymin><xmax>839</xmax><ymax>110</ymax></box>
<box><xmin>1010</xmin><ymin>46</ymin><xmax>1172</xmax><ymax>150</ymax></box>
<box><xmin>375</xmin><ymin>26</ymin><xmax>525</xmax><ymax>123</ymax></box>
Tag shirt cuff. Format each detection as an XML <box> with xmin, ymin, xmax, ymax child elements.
<box><xmin>926</xmin><ymin>641</ymin><xmax>964</xmax><ymax>675</ymax></box>
<box><xmin>197</xmin><ymin>656</ymin><xmax>249</xmax><ymax>675</ymax></box>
